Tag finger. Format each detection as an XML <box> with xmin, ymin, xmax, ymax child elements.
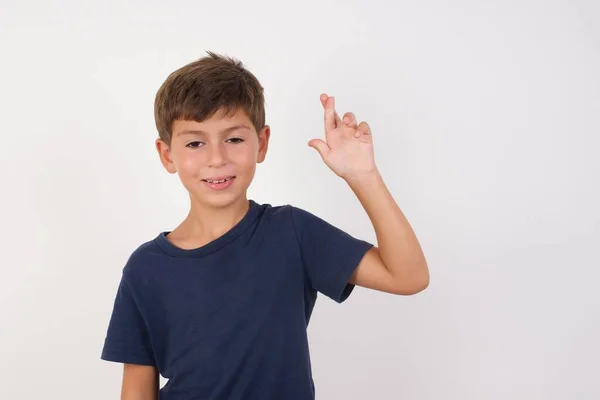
<box><xmin>332</xmin><ymin>98</ymin><xmax>343</xmax><ymax>127</ymax></box>
<box><xmin>308</xmin><ymin>138</ymin><xmax>330</xmax><ymax>160</ymax></box>
<box><xmin>342</xmin><ymin>112</ymin><xmax>357</xmax><ymax>128</ymax></box>
<box><xmin>355</xmin><ymin>121</ymin><xmax>372</xmax><ymax>139</ymax></box>
<box><xmin>322</xmin><ymin>94</ymin><xmax>343</xmax><ymax>131</ymax></box>
<box><xmin>357</xmin><ymin>121</ymin><xmax>371</xmax><ymax>135</ymax></box>
<box><xmin>320</xmin><ymin>93</ymin><xmax>328</xmax><ymax>108</ymax></box>
<box><xmin>323</xmin><ymin>95</ymin><xmax>337</xmax><ymax>132</ymax></box>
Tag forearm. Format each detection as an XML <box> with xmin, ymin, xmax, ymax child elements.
<box><xmin>346</xmin><ymin>169</ymin><xmax>429</xmax><ymax>285</ymax></box>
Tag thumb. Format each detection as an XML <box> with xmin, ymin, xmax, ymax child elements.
<box><xmin>308</xmin><ymin>139</ymin><xmax>330</xmax><ymax>160</ymax></box>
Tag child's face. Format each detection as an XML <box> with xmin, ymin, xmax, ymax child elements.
<box><xmin>156</xmin><ymin>108</ymin><xmax>270</xmax><ymax>209</ymax></box>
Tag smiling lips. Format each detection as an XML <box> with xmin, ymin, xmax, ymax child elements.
<box><xmin>201</xmin><ymin>176</ymin><xmax>236</xmax><ymax>190</ymax></box>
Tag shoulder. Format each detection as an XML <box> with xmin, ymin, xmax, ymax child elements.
<box><xmin>120</xmin><ymin>236</ymin><xmax>164</xmax><ymax>283</ymax></box>
<box><xmin>253</xmin><ymin>201</ymin><xmax>296</xmax><ymax>227</ymax></box>
<box><xmin>256</xmin><ymin>201</ymin><xmax>321</xmax><ymax>230</ymax></box>
<box><xmin>286</xmin><ymin>204</ymin><xmax>337</xmax><ymax>233</ymax></box>
<box><xmin>258</xmin><ymin>202</ymin><xmax>292</xmax><ymax>218</ymax></box>
<box><xmin>251</xmin><ymin>201</ymin><xmax>330</xmax><ymax>245</ymax></box>
<box><xmin>260</xmin><ymin>202</ymin><xmax>354</xmax><ymax>248</ymax></box>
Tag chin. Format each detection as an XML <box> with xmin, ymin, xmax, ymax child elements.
<box><xmin>194</xmin><ymin>189</ymin><xmax>249</xmax><ymax>210</ymax></box>
<box><xmin>208</xmin><ymin>195</ymin><xmax>246</xmax><ymax>210</ymax></box>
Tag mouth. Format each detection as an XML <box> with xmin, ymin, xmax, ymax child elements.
<box><xmin>202</xmin><ymin>176</ymin><xmax>234</xmax><ymax>183</ymax></box>
<box><xmin>201</xmin><ymin>176</ymin><xmax>236</xmax><ymax>190</ymax></box>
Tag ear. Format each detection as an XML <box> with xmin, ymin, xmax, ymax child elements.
<box><xmin>155</xmin><ymin>138</ymin><xmax>177</xmax><ymax>174</ymax></box>
<box><xmin>257</xmin><ymin>125</ymin><xmax>270</xmax><ymax>164</ymax></box>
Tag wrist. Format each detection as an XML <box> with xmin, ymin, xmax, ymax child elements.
<box><xmin>343</xmin><ymin>168</ymin><xmax>382</xmax><ymax>188</ymax></box>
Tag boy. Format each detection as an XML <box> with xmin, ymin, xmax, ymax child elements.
<box><xmin>101</xmin><ymin>51</ymin><xmax>429</xmax><ymax>399</ymax></box>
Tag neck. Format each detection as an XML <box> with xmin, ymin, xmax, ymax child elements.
<box><xmin>180</xmin><ymin>195</ymin><xmax>250</xmax><ymax>243</ymax></box>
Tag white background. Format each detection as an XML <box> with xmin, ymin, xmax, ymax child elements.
<box><xmin>1</xmin><ymin>0</ymin><xmax>599</xmax><ymax>399</ymax></box>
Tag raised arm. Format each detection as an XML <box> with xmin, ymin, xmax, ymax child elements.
<box><xmin>309</xmin><ymin>93</ymin><xmax>429</xmax><ymax>295</ymax></box>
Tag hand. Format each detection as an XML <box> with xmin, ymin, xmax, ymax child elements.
<box><xmin>308</xmin><ymin>93</ymin><xmax>377</xmax><ymax>181</ymax></box>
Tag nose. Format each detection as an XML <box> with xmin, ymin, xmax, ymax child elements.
<box><xmin>208</xmin><ymin>142</ymin><xmax>227</xmax><ymax>168</ymax></box>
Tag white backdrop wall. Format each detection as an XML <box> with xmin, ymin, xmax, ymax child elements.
<box><xmin>1</xmin><ymin>1</ymin><xmax>599</xmax><ymax>399</ymax></box>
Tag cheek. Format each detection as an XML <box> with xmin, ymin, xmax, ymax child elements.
<box><xmin>239</xmin><ymin>153</ymin><xmax>256</xmax><ymax>167</ymax></box>
<box><xmin>176</xmin><ymin>152</ymin><xmax>204</xmax><ymax>178</ymax></box>
<box><xmin>231</xmin><ymin>146</ymin><xmax>258</xmax><ymax>167</ymax></box>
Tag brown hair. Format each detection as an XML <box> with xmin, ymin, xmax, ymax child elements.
<box><xmin>154</xmin><ymin>51</ymin><xmax>266</xmax><ymax>146</ymax></box>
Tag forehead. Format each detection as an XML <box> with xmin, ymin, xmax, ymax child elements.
<box><xmin>172</xmin><ymin>108</ymin><xmax>254</xmax><ymax>137</ymax></box>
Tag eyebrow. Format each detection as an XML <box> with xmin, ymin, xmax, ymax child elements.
<box><xmin>175</xmin><ymin>124</ymin><xmax>252</xmax><ymax>137</ymax></box>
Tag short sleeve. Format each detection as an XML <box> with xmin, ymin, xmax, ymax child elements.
<box><xmin>290</xmin><ymin>206</ymin><xmax>374</xmax><ymax>303</ymax></box>
<box><xmin>101</xmin><ymin>276</ymin><xmax>156</xmax><ymax>366</ymax></box>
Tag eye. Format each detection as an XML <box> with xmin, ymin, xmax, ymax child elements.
<box><xmin>186</xmin><ymin>141</ymin><xmax>204</xmax><ymax>148</ymax></box>
<box><xmin>227</xmin><ymin>138</ymin><xmax>245</xmax><ymax>144</ymax></box>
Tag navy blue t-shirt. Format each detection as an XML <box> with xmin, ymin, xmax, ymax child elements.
<box><xmin>101</xmin><ymin>200</ymin><xmax>373</xmax><ymax>399</ymax></box>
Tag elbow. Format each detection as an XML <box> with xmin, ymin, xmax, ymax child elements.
<box><xmin>413</xmin><ymin>272</ymin><xmax>430</xmax><ymax>294</ymax></box>
<box><xmin>395</xmin><ymin>278</ymin><xmax>429</xmax><ymax>295</ymax></box>
<box><xmin>392</xmin><ymin>264</ymin><xmax>430</xmax><ymax>295</ymax></box>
